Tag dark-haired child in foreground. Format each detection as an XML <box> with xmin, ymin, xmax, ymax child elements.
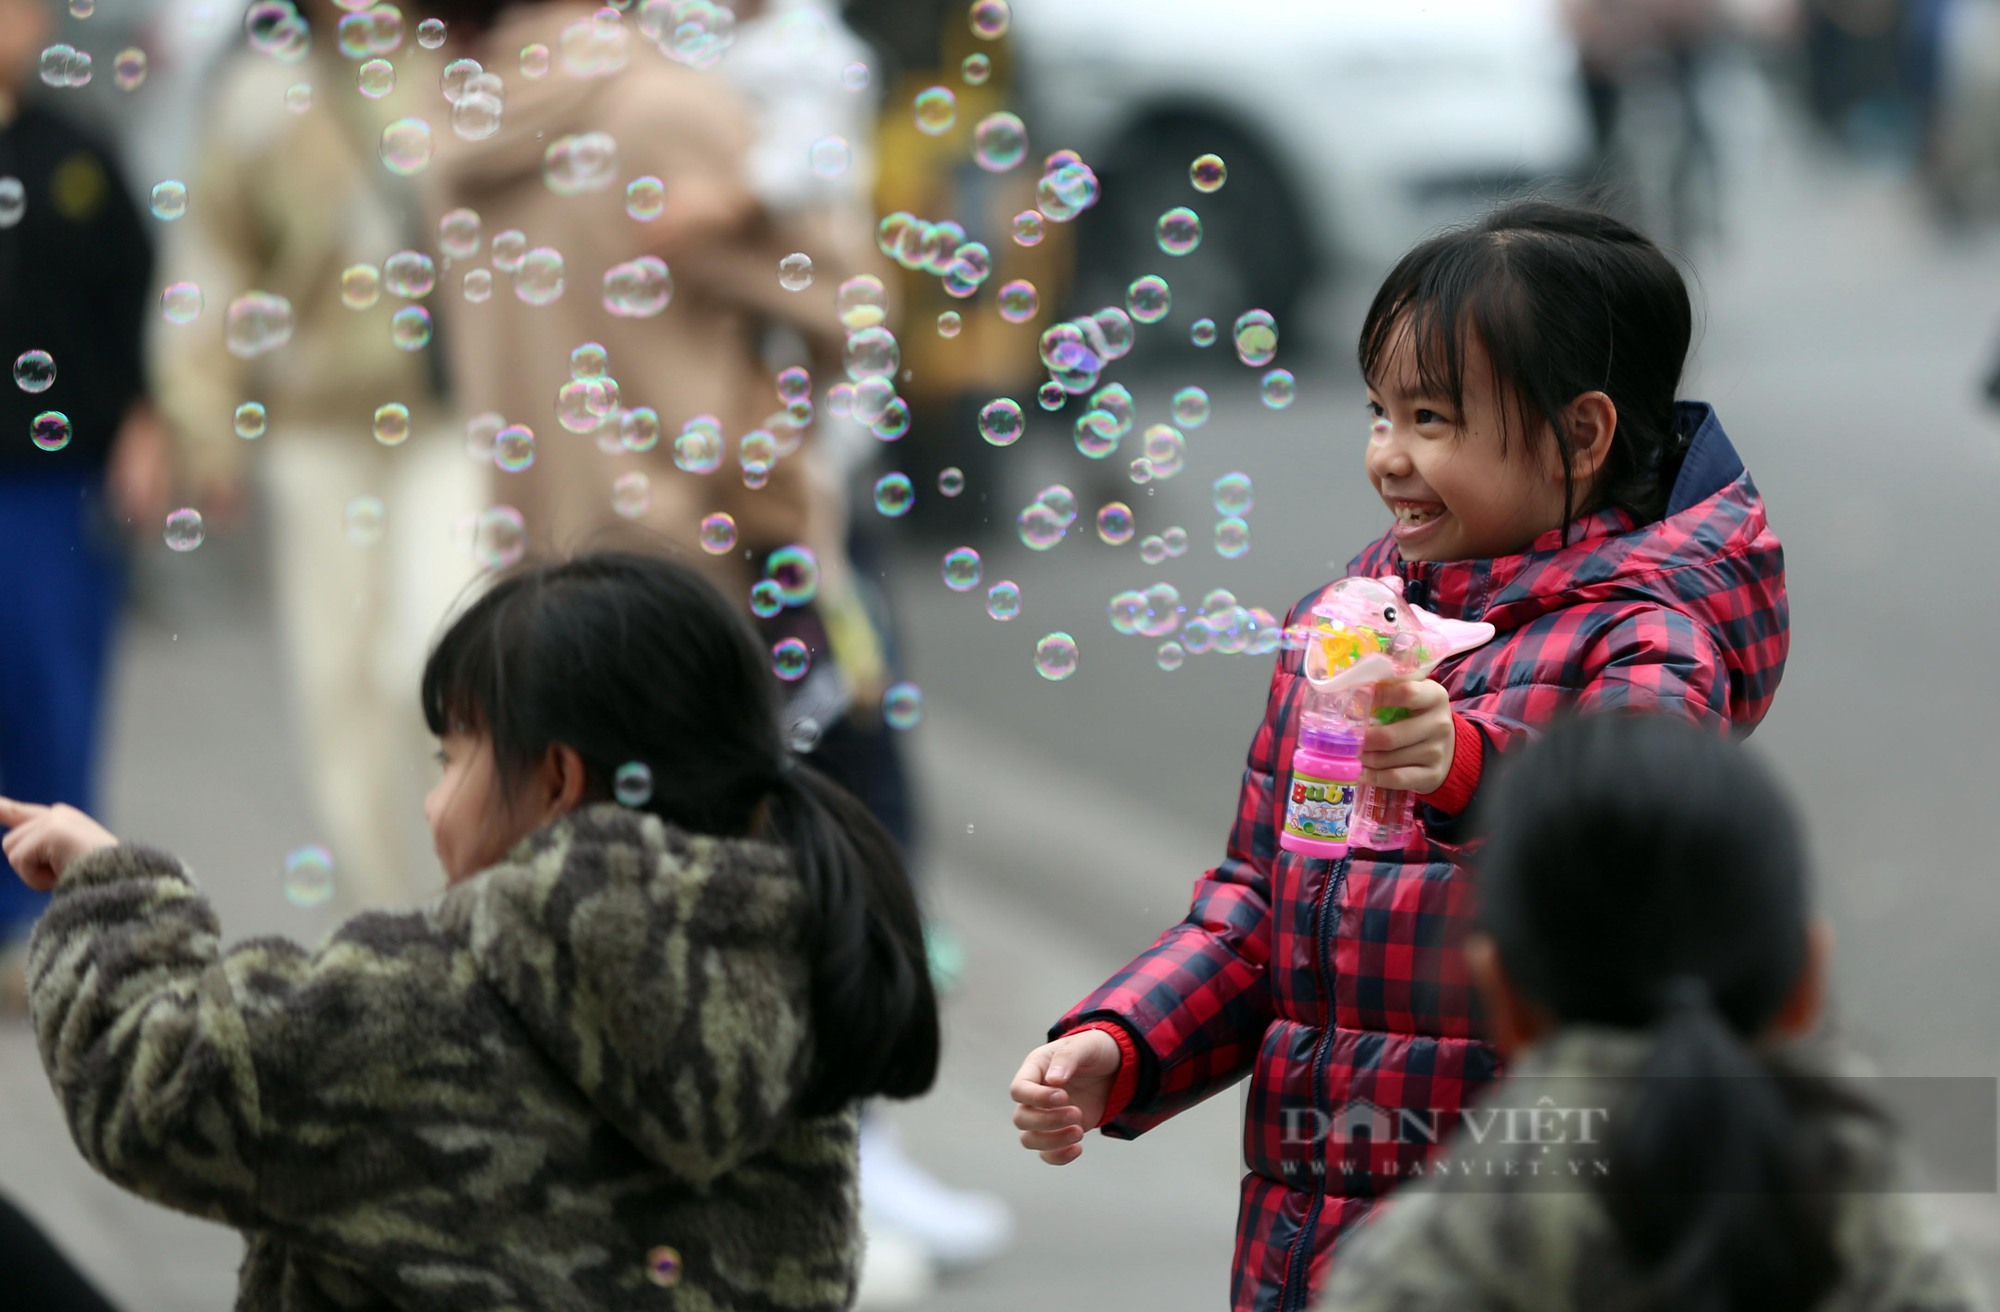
<box><xmin>0</xmin><ymin>551</ymin><xmax>939</xmax><ymax>1311</ymax></box>
<box><xmin>1010</xmin><ymin>199</ymin><xmax>1791</xmax><ymax>1309</ymax></box>
<box><xmin>1320</xmin><ymin>711</ymin><xmax>1990</xmax><ymax>1312</ymax></box>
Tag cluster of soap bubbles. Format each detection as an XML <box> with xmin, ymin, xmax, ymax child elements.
<box><xmin>1016</xmin><ymin>483</ymin><xmax>1078</xmax><ymax>551</ymax></box>
<box><xmin>876</xmin><ymin>211</ymin><xmax>994</xmax><ymax>301</ymax></box>
<box><xmin>38</xmin><ymin>43</ymin><xmax>93</xmax><ymax>88</ymax></box>
<box><xmin>1212</xmin><ymin>471</ymin><xmax>1255</xmax><ymax>559</ymax></box>
<box><xmin>638</xmin><ymin>0</ymin><xmax>739</xmax><ymax>70</ymax></box>
<box><xmin>1107</xmin><ymin>586</ymin><xmax>1281</xmax><ymax>671</ymax></box>
<box><xmin>1037</xmin><ymin>306</ymin><xmax>1134</xmax><ymax>399</ymax></box>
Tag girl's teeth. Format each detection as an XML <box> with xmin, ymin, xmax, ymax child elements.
<box><xmin>1397</xmin><ymin>505</ymin><xmax>1443</xmax><ymax>525</ymax></box>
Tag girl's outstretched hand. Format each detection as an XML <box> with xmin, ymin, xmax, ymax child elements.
<box><xmin>0</xmin><ymin>797</ymin><xmax>118</xmax><ymax>892</ymax></box>
<box><xmin>1009</xmin><ymin>1029</ymin><xmax>1122</xmax><ymax>1166</ymax></box>
<box><xmin>1361</xmin><ymin>678</ymin><xmax>1455</xmax><ymax>795</ymax></box>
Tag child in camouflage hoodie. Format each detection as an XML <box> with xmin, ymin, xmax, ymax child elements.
<box><xmin>0</xmin><ymin>551</ymin><xmax>939</xmax><ymax>1311</ymax></box>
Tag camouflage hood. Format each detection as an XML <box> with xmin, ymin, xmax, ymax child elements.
<box><xmin>461</xmin><ymin>803</ymin><xmax>817</xmax><ymax>1182</ymax></box>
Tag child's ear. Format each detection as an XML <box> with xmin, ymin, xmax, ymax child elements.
<box><xmin>1557</xmin><ymin>391</ymin><xmax>1619</xmax><ymax>486</ymax></box>
<box><xmin>539</xmin><ymin>743</ymin><xmax>592</xmax><ymax>817</ymax></box>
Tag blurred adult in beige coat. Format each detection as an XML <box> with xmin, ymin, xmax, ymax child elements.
<box><xmin>423</xmin><ymin>0</ymin><xmax>885</xmax><ymax>683</ymax></box>
<box><xmin>151</xmin><ymin>17</ymin><xmax>484</xmax><ymax>910</ymax></box>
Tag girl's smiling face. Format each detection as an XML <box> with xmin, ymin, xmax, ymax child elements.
<box><xmin>1365</xmin><ymin>316</ymin><xmax>1612</xmax><ymax>563</ymax></box>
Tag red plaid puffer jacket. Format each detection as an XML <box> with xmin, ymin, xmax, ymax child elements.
<box><xmin>1049</xmin><ymin>403</ymin><xmax>1787</xmax><ymax>1312</ymax></box>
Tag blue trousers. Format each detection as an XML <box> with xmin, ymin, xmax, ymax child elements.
<box><xmin>0</xmin><ymin>470</ymin><xmax>122</xmax><ymax>943</ymax></box>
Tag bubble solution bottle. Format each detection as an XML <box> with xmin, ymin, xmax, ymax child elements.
<box><xmin>1277</xmin><ymin>690</ymin><xmax>1365</xmax><ymax>860</ymax></box>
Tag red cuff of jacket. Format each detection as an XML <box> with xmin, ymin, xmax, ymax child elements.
<box><xmin>1416</xmin><ymin>712</ymin><xmax>1485</xmax><ymax>817</ymax></box>
<box><xmin>1060</xmin><ymin>1020</ymin><xmax>1141</xmax><ymax>1128</ymax></box>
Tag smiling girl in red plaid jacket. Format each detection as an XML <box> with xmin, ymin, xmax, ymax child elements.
<box><xmin>1009</xmin><ymin>199</ymin><xmax>1790</xmax><ymax>1312</ymax></box>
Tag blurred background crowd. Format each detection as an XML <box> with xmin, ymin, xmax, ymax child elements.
<box><xmin>0</xmin><ymin>0</ymin><xmax>1997</xmax><ymax>1308</ymax></box>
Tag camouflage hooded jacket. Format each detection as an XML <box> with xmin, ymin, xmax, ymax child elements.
<box><xmin>26</xmin><ymin>803</ymin><xmax>860</xmax><ymax>1311</ymax></box>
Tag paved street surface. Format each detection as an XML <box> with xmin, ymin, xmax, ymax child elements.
<box><xmin>5</xmin><ymin>77</ymin><xmax>2000</xmax><ymax>1309</ymax></box>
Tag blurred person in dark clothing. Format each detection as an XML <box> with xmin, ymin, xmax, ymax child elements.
<box><xmin>0</xmin><ymin>0</ymin><xmax>168</xmax><ymax>1010</ymax></box>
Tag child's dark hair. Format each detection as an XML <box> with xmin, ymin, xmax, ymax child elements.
<box><xmin>421</xmin><ymin>550</ymin><xmax>939</xmax><ymax>1117</ymax></box>
<box><xmin>1359</xmin><ymin>200</ymin><xmax>1695</xmax><ymax>544</ymax></box>
<box><xmin>1469</xmin><ymin>712</ymin><xmax>1885</xmax><ymax>1312</ymax></box>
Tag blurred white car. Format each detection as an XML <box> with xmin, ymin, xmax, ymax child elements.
<box><xmin>1007</xmin><ymin>0</ymin><xmax>1595</xmax><ymax>329</ymax></box>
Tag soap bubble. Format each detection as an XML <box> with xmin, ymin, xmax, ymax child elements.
<box><xmin>626</xmin><ymin>175</ymin><xmax>665</xmax><ymax>220</ymax></box>
<box><xmin>674</xmin><ymin>418</ymin><xmax>723</xmax><ymax>473</ymax></box>
<box><xmin>1034</xmin><ymin>632</ymin><xmax>1078</xmax><ymax>681</ymax></box>
<box><xmin>1016</xmin><ymin>502</ymin><xmax>1066</xmax><ymax>551</ymax></box>
<box><xmin>749</xmin><ymin>579</ymin><xmax>784</xmax><ymax>618</ymax></box>
<box><xmin>464</xmin><ymin>413</ymin><xmax>503</xmax><ymax>463</ymax></box>
<box><xmin>775</xmin><ymin>365</ymin><xmax>811</xmax><ymax>402</ymax></box>
<box><xmin>619</xmin><ymin>407</ymin><xmax>660</xmax><ymax>452</ymax></box>
<box><xmin>973</xmin><ymin>112</ymin><xmax>1027</xmax><ymax>172</ymax></box>
<box><xmin>1262</xmin><ymin>368</ymin><xmax>1296</xmax><ymax>409</ymax></box>
<box><xmin>1073</xmin><ymin>409</ymin><xmax>1119</xmax><ymax>459</ymax></box>
<box><xmin>438</xmin><ymin>208</ymin><xmax>482</xmax><ymax>259</ymax></box>
<box><xmin>614</xmin><ymin>762</ymin><xmax>653</xmax><ymax>807</ymax></box>
<box><xmin>543</xmin><ymin>131</ymin><xmax>618</xmax><ymax>195</ymax></box>
<box><xmin>282</xmin><ymin>845</ymin><xmax>335</xmax><ymax>908</ymax></box>
<box><xmin>810</xmin><ymin>135</ymin><xmax>850</xmax><ymax>178</ymax></box>
<box><xmin>383</xmin><ymin>250</ymin><xmax>436</xmax><ymax>298</ymax></box>
<box><xmin>234</xmin><ymin>401</ymin><xmax>267</xmax><ymax>439</ymax></box>
<box><xmin>844</xmin><ymin>326</ymin><xmax>899</xmax><ymax>381</ymax></box>
<box><xmin>225</xmin><ymin>292</ymin><xmax>295</xmax><ymax>358</ymax></box>
<box><xmin>1156</xmin><ymin>207</ymin><xmax>1202</xmax><ymax>256</ymax></box>
<box><xmin>1172</xmin><ymin>386</ymin><xmax>1210</xmax><ymax>428</ymax></box>
<box><xmin>985</xmin><ymin>580</ymin><xmax>1021</xmax><ymax>620</ymax></box>
<box><xmin>1190</xmin><ymin>317</ymin><xmax>1217</xmax><ymax>348</ymax></box>
<box><xmin>163</xmin><ymin>507</ymin><xmax>204</xmax><ymax>551</ymax></box>
<box><xmin>969</xmin><ymin>0</ymin><xmax>1009</xmax><ymax>38</ymax></box>
<box><xmin>285</xmin><ymin>83</ymin><xmax>312</xmax><ymax>113</ymax></box>
<box><xmin>1163</xmin><ymin>525</ymin><xmax>1189</xmax><ymax>557</ymax></box>
<box><xmin>1012</xmin><ymin>210</ymin><xmax>1045</xmax><ymax>246</ymax></box>
<box><xmin>344</xmin><ymin>495</ymin><xmax>386</xmax><ymax>545</ymax></box>
<box><xmin>149</xmin><ymin>181</ymin><xmax>187</xmax><ymax>221</ymax></box>
<box><xmin>997</xmin><ymin>279</ymin><xmax>1038</xmax><ymax>323</ymax></box>
<box><xmin>1157</xmin><ymin>641</ymin><xmax>1186</xmax><ymax>671</ymax></box>
<box><xmin>938</xmin><ymin>467</ymin><xmax>965</xmax><ymax>497</ymax></box>
<box><xmin>778</xmin><ymin>252</ymin><xmax>814</xmax><ymax>291</ymax></box>
<box><xmin>491</xmin><ymin>229</ymin><xmax>527</xmax><ymax>272</ymax></box>
<box><xmin>474</xmin><ymin>506</ymin><xmax>526</xmax><ymax>570</ymax></box>
<box><xmin>570</xmin><ymin>343</ymin><xmax>608</xmax><ymax>379</ymax></box>
<box><xmin>463</xmin><ymin>269</ymin><xmax>493</xmax><ymax>301</ymax></box>
<box><xmin>851</xmin><ymin>377</ymin><xmax>895</xmax><ymax>425</ymax></box>
<box><xmin>418</xmin><ymin>16</ymin><xmax>446</xmax><ymax>47</ymax></box>
<box><xmin>113</xmin><ymin>47</ymin><xmax>147</xmax><ymax>91</ymax></box>
<box><xmin>1142</xmin><ymin>424</ymin><xmax>1185</xmax><ymax>479</ymax></box>
<box><xmin>373</xmin><ymin>402</ymin><xmax>411</xmax><ymax>446</ymax></box>
<box><xmin>1107</xmin><ymin>591</ymin><xmax>1145</xmax><ymax>634</ymax></box>
<box><xmin>1130</xmin><ymin>458</ymin><xmax>1154</xmax><ymax>485</ymax></box>
<box><xmin>390</xmin><ymin>306</ymin><xmax>432</xmax><ymax>350</ymax></box>
<box><xmin>1215</xmin><ymin>516</ymin><xmax>1251</xmax><ymax>559</ymax></box>
<box><xmin>1139</xmin><ymin>534</ymin><xmax>1167</xmax><ymax>564</ymax></box>
<box><xmin>836</xmin><ymin>274</ymin><xmax>886</xmax><ymax>332</ymax></box>
<box><xmin>1095</xmin><ymin>502</ymin><xmax>1135</xmax><ymax>545</ymax></box>
<box><xmin>1037</xmin><ymin>380</ymin><xmax>1065</xmax><ymax>411</ymax></box>
<box><xmin>379</xmin><ymin>117</ymin><xmax>434</xmax><ymax>176</ymax></box>
<box><xmin>1190</xmin><ymin>154</ymin><xmax>1226</xmax><ymax>192</ymax></box>
<box><xmin>341</xmin><ymin>264</ymin><xmax>381</xmax><ymax>309</ymax></box>
<box><xmin>13</xmin><ymin>350</ymin><xmax>54</xmax><ymax>393</ymax></box>
<box><xmin>699</xmin><ymin>513</ymin><xmax>737</xmax><ymax>554</ymax></box>
<box><xmin>603</xmin><ymin>256</ymin><xmax>671</xmax><ymax>317</ymax></box>
<box><xmin>841</xmin><ymin>60</ymin><xmax>869</xmax><ymax>89</ymax></box>
<box><xmin>0</xmin><ymin>178</ymin><xmax>23</xmax><ymax>228</ymax></box>
<box><xmin>358</xmin><ymin>58</ymin><xmax>395</xmax><ymax>98</ymax></box>
<box><xmin>1037</xmin><ymin>162</ymin><xmax>1100</xmax><ymax>222</ymax></box>
<box><xmin>1213</xmin><ymin>471</ymin><xmax>1254</xmax><ymax>516</ymax></box>
<box><xmin>494</xmin><ymin>424</ymin><xmax>535</xmax><ymax>472</ymax></box>
<box><xmin>520</xmin><ymin>42</ymin><xmax>551</xmax><ymax>77</ymax></box>
<box><xmin>962</xmin><ymin>52</ymin><xmax>991</xmax><ymax>84</ymax></box>
<box><xmin>1127</xmin><ymin>275</ymin><xmax>1169</xmax><ymax>324</ymax></box>
<box><xmin>871</xmin><ymin>398</ymin><xmax>911</xmax><ymax>441</ymax></box>
<box><xmin>30</xmin><ymin>411</ymin><xmax>70</xmax><ymax>452</ymax></box>
<box><xmin>873</xmin><ymin>472</ymin><xmax>914</xmax><ymax>517</ymax></box>
<box><xmin>452</xmin><ymin>87</ymin><xmax>503</xmax><ymax>141</ymax></box>
<box><xmin>941</xmin><ymin>547</ymin><xmax>982</xmax><ymax>592</ymax></box>
<box><xmin>772</xmin><ymin>638</ymin><xmax>811</xmax><ymax>682</ymax></box>
<box><xmin>1035</xmin><ymin>483</ymin><xmax>1078</xmax><ymax>526</ymax></box>
<box><xmin>516</xmin><ymin>248</ymin><xmax>566</xmax><ymax>305</ymax></box>
<box><xmin>161</xmin><ymin>282</ymin><xmax>203</xmax><ymax>324</ymax></box>
<box><xmin>936</xmin><ymin>311</ymin><xmax>961</xmax><ymax>338</ymax></box>
<box><xmin>913</xmin><ymin>86</ymin><xmax>956</xmax><ymax>136</ymax></box>
<box><xmin>882</xmin><ymin>683</ymin><xmax>922</xmax><ymax>730</ymax></box>
<box><xmin>1234</xmin><ymin>309</ymin><xmax>1278</xmax><ymax>366</ymax></box>
<box><xmin>765</xmin><ymin>545</ymin><xmax>821</xmax><ymax>607</ymax></box>
<box><xmin>941</xmin><ymin>241</ymin><xmax>991</xmax><ymax>297</ymax></box>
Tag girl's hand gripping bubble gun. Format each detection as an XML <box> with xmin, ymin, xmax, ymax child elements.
<box><xmin>1296</xmin><ymin>576</ymin><xmax>1496</xmax><ymax>851</ymax></box>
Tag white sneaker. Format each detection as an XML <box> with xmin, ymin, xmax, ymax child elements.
<box><xmin>853</xmin><ymin>1221</ymin><xmax>936</xmax><ymax>1310</ymax></box>
<box><xmin>860</xmin><ymin>1113</ymin><xmax>1017</xmax><ymax>1272</ymax></box>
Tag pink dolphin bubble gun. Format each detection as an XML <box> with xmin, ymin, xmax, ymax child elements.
<box><xmin>1276</xmin><ymin>576</ymin><xmax>1495</xmax><ymax>857</ymax></box>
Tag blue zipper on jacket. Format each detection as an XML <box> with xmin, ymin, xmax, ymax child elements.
<box><xmin>1278</xmin><ymin>852</ymin><xmax>1347</xmax><ymax>1312</ymax></box>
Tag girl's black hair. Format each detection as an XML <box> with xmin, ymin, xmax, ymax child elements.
<box><xmin>1468</xmin><ymin>712</ymin><xmax>1885</xmax><ymax>1312</ymax></box>
<box><xmin>1358</xmin><ymin>199</ymin><xmax>1696</xmax><ymax>546</ymax></box>
<box><xmin>421</xmin><ymin>550</ymin><xmax>939</xmax><ymax>1117</ymax></box>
